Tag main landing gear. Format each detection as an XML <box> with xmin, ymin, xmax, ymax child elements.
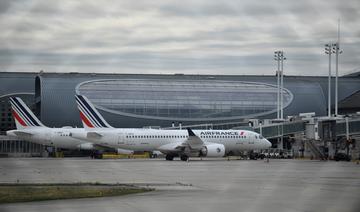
<box><xmin>165</xmin><ymin>154</ymin><xmax>189</xmax><ymax>161</ymax></box>
<box><xmin>165</xmin><ymin>154</ymin><xmax>174</xmax><ymax>161</ymax></box>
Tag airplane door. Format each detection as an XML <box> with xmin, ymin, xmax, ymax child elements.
<box><xmin>117</xmin><ymin>133</ymin><xmax>125</xmax><ymax>145</ymax></box>
<box><xmin>248</xmin><ymin>134</ymin><xmax>255</xmax><ymax>146</ymax></box>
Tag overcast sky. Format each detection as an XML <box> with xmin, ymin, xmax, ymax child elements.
<box><xmin>0</xmin><ymin>0</ymin><xmax>359</xmax><ymax>76</ymax></box>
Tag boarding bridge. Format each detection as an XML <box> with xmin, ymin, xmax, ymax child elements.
<box><xmin>335</xmin><ymin>118</ymin><xmax>360</xmax><ymax>137</ymax></box>
<box><xmin>249</xmin><ymin>118</ymin><xmax>360</xmax><ymax>139</ymax></box>
<box><xmin>308</xmin><ymin>118</ymin><xmax>360</xmax><ymax>159</ymax></box>
<box><xmin>164</xmin><ymin>121</ymin><xmax>250</xmax><ymax>130</ymax></box>
<box><xmin>252</xmin><ymin>121</ymin><xmax>306</xmax><ymax>139</ymax></box>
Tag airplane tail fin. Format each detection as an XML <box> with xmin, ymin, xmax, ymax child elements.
<box><xmin>75</xmin><ymin>95</ymin><xmax>113</xmax><ymax>129</ymax></box>
<box><xmin>9</xmin><ymin>97</ymin><xmax>44</xmax><ymax>129</ymax></box>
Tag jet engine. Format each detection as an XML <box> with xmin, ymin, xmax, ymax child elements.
<box><xmin>117</xmin><ymin>148</ymin><xmax>134</xmax><ymax>154</ymax></box>
<box><xmin>199</xmin><ymin>143</ymin><xmax>225</xmax><ymax>157</ymax></box>
<box><xmin>77</xmin><ymin>143</ymin><xmax>94</xmax><ymax>150</ymax></box>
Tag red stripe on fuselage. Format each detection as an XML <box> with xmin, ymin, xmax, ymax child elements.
<box><xmin>79</xmin><ymin>111</ymin><xmax>94</xmax><ymax>128</ymax></box>
<box><xmin>12</xmin><ymin>109</ymin><xmax>27</xmax><ymax>126</ymax></box>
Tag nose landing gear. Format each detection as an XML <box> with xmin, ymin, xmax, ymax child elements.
<box><xmin>180</xmin><ymin>155</ymin><xmax>189</xmax><ymax>161</ymax></box>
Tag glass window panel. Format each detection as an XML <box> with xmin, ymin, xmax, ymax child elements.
<box><xmin>79</xmin><ymin>79</ymin><xmax>291</xmax><ymax>119</ymax></box>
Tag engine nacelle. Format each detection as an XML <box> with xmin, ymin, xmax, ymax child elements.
<box><xmin>117</xmin><ymin>148</ymin><xmax>134</xmax><ymax>154</ymax></box>
<box><xmin>199</xmin><ymin>143</ymin><xmax>225</xmax><ymax>157</ymax></box>
<box><xmin>77</xmin><ymin>143</ymin><xmax>94</xmax><ymax>150</ymax></box>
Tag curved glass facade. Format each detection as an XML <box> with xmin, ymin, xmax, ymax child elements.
<box><xmin>76</xmin><ymin>79</ymin><xmax>293</xmax><ymax>121</ymax></box>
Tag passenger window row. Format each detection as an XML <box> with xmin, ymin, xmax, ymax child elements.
<box><xmin>124</xmin><ymin>135</ymin><xmax>246</xmax><ymax>139</ymax></box>
<box><xmin>126</xmin><ymin>135</ymin><xmax>188</xmax><ymax>139</ymax></box>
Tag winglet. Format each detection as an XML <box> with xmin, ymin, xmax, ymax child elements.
<box><xmin>185</xmin><ymin>128</ymin><xmax>203</xmax><ymax>149</ymax></box>
<box><xmin>187</xmin><ymin>128</ymin><xmax>196</xmax><ymax>136</ymax></box>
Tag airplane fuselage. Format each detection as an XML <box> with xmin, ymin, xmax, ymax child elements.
<box><xmin>6</xmin><ymin>127</ymin><xmax>94</xmax><ymax>150</ymax></box>
<box><xmin>74</xmin><ymin>129</ymin><xmax>271</xmax><ymax>154</ymax></box>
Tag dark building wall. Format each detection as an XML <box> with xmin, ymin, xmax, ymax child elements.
<box><xmin>1</xmin><ymin>72</ymin><xmax>360</xmax><ymax>129</ymax></box>
<box><xmin>36</xmin><ymin>73</ymin><xmax>360</xmax><ymax>128</ymax></box>
<box><xmin>0</xmin><ymin>72</ymin><xmax>36</xmax><ymax>96</ymax></box>
<box><xmin>0</xmin><ymin>72</ymin><xmax>37</xmax><ymax>132</ymax></box>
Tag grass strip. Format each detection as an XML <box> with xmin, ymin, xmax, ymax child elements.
<box><xmin>0</xmin><ymin>183</ymin><xmax>153</xmax><ymax>204</ymax></box>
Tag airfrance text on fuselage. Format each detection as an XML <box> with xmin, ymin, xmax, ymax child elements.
<box><xmin>200</xmin><ymin>131</ymin><xmax>243</xmax><ymax>136</ymax></box>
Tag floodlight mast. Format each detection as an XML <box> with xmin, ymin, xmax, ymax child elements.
<box><xmin>274</xmin><ymin>50</ymin><xmax>286</xmax><ymax>120</ymax></box>
<box><xmin>333</xmin><ymin>43</ymin><xmax>343</xmax><ymax>116</ymax></box>
<box><xmin>274</xmin><ymin>51</ymin><xmax>281</xmax><ymax>119</ymax></box>
<box><xmin>325</xmin><ymin>43</ymin><xmax>333</xmax><ymax>118</ymax></box>
<box><xmin>280</xmin><ymin>51</ymin><xmax>286</xmax><ymax>120</ymax></box>
<box><xmin>333</xmin><ymin>19</ymin><xmax>343</xmax><ymax>117</ymax></box>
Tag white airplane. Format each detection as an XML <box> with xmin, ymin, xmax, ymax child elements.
<box><xmin>5</xmin><ymin>97</ymin><xmax>97</xmax><ymax>150</ymax></box>
<box><xmin>72</xmin><ymin>95</ymin><xmax>272</xmax><ymax>161</ymax></box>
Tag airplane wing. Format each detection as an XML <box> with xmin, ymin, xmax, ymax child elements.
<box><xmin>185</xmin><ymin>128</ymin><xmax>204</xmax><ymax>149</ymax></box>
<box><xmin>157</xmin><ymin>128</ymin><xmax>204</xmax><ymax>153</ymax></box>
<box><xmin>13</xmin><ymin>131</ymin><xmax>33</xmax><ymax>137</ymax></box>
<box><xmin>157</xmin><ymin>142</ymin><xmax>185</xmax><ymax>153</ymax></box>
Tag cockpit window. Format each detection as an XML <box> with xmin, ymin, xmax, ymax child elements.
<box><xmin>259</xmin><ymin>135</ymin><xmax>263</xmax><ymax>139</ymax></box>
<box><xmin>255</xmin><ymin>135</ymin><xmax>258</xmax><ymax>139</ymax></box>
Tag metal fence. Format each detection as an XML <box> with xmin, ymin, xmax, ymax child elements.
<box><xmin>0</xmin><ymin>136</ymin><xmax>44</xmax><ymax>154</ymax></box>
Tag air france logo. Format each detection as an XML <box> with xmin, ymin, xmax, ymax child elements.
<box><xmin>200</xmin><ymin>131</ymin><xmax>239</xmax><ymax>136</ymax></box>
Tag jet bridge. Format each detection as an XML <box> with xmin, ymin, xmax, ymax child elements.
<box><xmin>335</xmin><ymin>117</ymin><xmax>360</xmax><ymax>137</ymax></box>
<box><xmin>252</xmin><ymin>121</ymin><xmax>306</xmax><ymax>139</ymax></box>
<box><xmin>248</xmin><ymin>118</ymin><xmax>360</xmax><ymax>139</ymax></box>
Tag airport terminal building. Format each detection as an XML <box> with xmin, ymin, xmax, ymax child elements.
<box><xmin>1</xmin><ymin>71</ymin><xmax>360</xmax><ymax>156</ymax></box>
<box><xmin>1</xmin><ymin>71</ymin><xmax>360</xmax><ymax>132</ymax></box>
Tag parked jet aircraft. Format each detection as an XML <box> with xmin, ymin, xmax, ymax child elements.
<box><xmin>5</xmin><ymin>97</ymin><xmax>97</xmax><ymax>150</ymax></box>
<box><xmin>72</xmin><ymin>95</ymin><xmax>272</xmax><ymax>161</ymax></box>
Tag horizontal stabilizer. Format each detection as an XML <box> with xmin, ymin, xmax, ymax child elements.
<box><xmin>13</xmin><ymin>131</ymin><xmax>33</xmax><ymax>137</ymax></box>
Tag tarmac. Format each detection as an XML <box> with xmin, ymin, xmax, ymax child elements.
<box><xmin>0</xmin><ymin>158</ymin><xmax>359</xmax><ymax>212</ymax></box>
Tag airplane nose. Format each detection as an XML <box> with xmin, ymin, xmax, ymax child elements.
<box><xmin>265</xmin><ymin>139</ymin><xmax>272</xmax><ymax>148</ymax></box>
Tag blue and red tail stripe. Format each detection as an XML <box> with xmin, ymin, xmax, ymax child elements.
<box><xmin>76</xmin><ymin>96</ymin><xmax>100</xmax><ymax>127</ymax></box>
<box><xmin>79</xmin><ymin>110</ymin><xmax>94</xmax><ymax>128</ymax></box>
<box><xmin>11</xmin><ymin>108</ymin><xmax>28</xmax><ymax>126</ymax></box>
<box><xmin>9</xmin><ymin>97</ymin><xmax>41</xmax><ymax>127</ymax></box>
<box><xmin>75</xmin><ymin>95</ymin><xmax>110</xmax><ymax>128</ymax></box>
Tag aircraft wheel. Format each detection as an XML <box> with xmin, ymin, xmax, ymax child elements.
<box><xmin>165</xmin><ymin>154</ymin><xmax>174</xmax><ymax>161</ymax></box>
<box><xmin>180</xmin><ymin>155</ymin><xmax>189</xmax><ymax>161</ymax></box>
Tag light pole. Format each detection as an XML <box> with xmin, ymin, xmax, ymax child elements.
<box><xmin>333</xmin><ymin>19</ymin><xmax>343</xmax><ymax>117</ymax></box>
<box><xmin>274</xmin><ymin>51</ymin><xmax>281</xmax><ymax>119</ymax></box>
<box><xmin>325</xmin><ymin>43</ymin><xmax>333</xmax><ymax>118</ymax></box>
<box><xmin>332</xmin><ymin>43</ymin><xmax>343</xmax><ymax>117</ymax></box>
<box><xmin>280</xmin><ymin>51</ymin><xmax>286</xmax><ymax>120</ymax></box>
